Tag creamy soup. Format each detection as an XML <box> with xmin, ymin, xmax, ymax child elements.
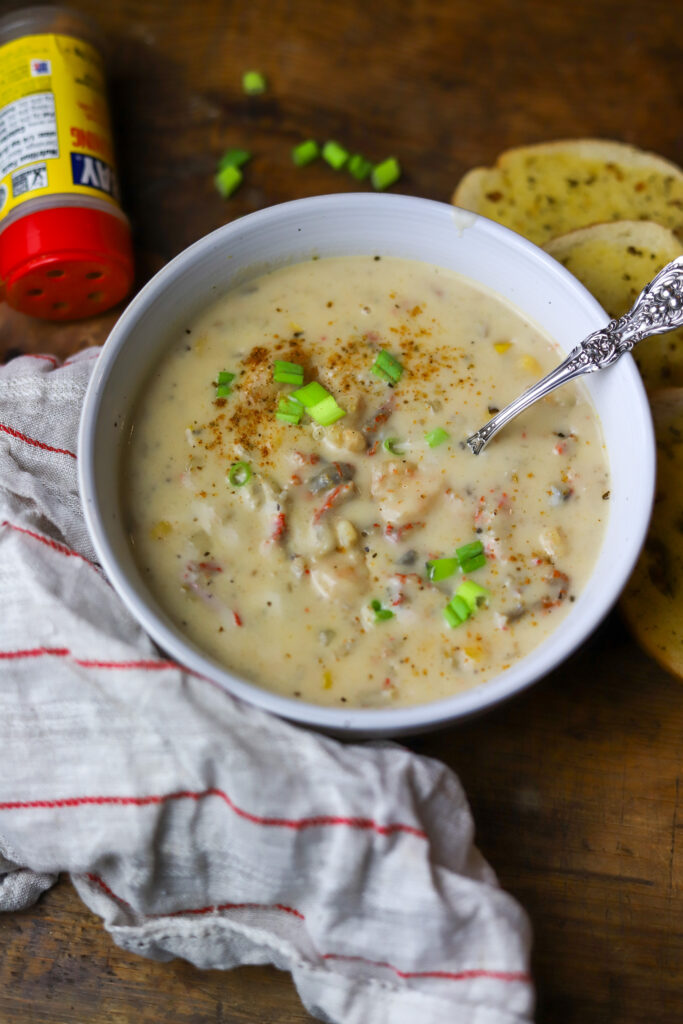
<box><xmin>124</xmin><ymin>256</ymin><xmax>609</xmax><ymax>708</ymax></box>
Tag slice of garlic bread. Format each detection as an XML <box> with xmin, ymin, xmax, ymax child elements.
<box><xmin>621</xmin><ymin>388</ymin><xmax>683</xmax><ymax>680</ymax></box>
<box><xmin>544</xmin><ymin>220</ymin><xmax>683</xmax><ymax>389</ymax></box>
<box><xmin>453</xmin><ymin>139</ymin><xmax>683</xmax><ymax>246</ymax></box>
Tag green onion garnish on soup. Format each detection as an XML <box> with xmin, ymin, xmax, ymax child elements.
<box><xmin>456</xmin><ymin>540</ymin><xmax>486</xmax><ymax>573</ymax></box>
<box><xmin>228</xmin><ymin>461</ymin><xmax>252</xmax><ymax>487</ymax></box>
<box><xmin>371</xmin><ymin>599</ymin><xmax>394</xmax><ymax>622</ymax></box>
<box><xmin>425</xmin><ymin>427</ymin><xmax>450</xmax><ymax>447</ymax></box>
<box><xmin>291</xmin><ymin>381</ymin><xmax>329</xmax><ymax>407</ymax></box>
<box><xmin>308</xmin><ymin>394</ymin><xmax>346</xmax><ymax>425</ymax></box>
<box><xmin>371</xmin><ymin>349</ymin><xmax>403</xmax><ymax>384</ymax></box>
<box><xmin>215</xmin><ymin>370</ymin><xmax>236</xmax><ymax>397</ymax></box>
<box><xmin>443</xmin><ymin>581</ymin><xmax>490</xmax><ymax>628</ymax></box>
<box><xmin>273</xmin><ymin>360</ymin><xmax>304</xmax><ymax>385</ymax></box>
<box><xmin>456</xmin><ymin>580</ymin><xmax>490</xmax><ymax>611</ymax></box>
<box><xmin>276</xmin><ymin>397</ymin><xmax>304</xmax><ymax>424</ymax></box>
<box><xmin>426</xmin><ymin>557</ymin><xmax>459</xmax><ymax>582</ymax></box>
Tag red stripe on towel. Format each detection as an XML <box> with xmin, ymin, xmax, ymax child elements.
<box><xmin>18</xmin><ymin>353</ymin><xmax>60</xmax><ymax>367</ymax></box>
<box><xmin>0</xmin><ymin>645</ymin><xmax>178</xmax><ymax>672</ymax></box>
<box><xmin>0</xmin><ymin>786</ymin><xmax>427</xmax><ymax>838</ymax></box>
<box><xmin>63</xmin><ymin>352</ymin><xmax>100</xmax><ymax>366</ymax></box>
<box><xmin>0</xmin><ymin>647</ymin><xmax>70</xmax><ymax>660</ymax></box>
<box><xmin>74</xmin><ymin>658</ymin><xmax>179</xmax><ymax>670</ymax></box>
<box><xmin>87</xmin><ymin>873</ymin><xmax>305</xmax><ymax>920</ymax></box>
<box><xmin>322</xmin><ymin>952</ymin><xmax>531</xmax><ymax>983</ymax></box>
<box><xmin>169</xmin><ymin>900</ymin><xmax>305</xmax><ymax>919</ymax></box>
<box><xmin>0</xmin><ymin>521</ymin><xmax>99</xmax><ymax>570</ymax></box>
<box><xmin>85</xmin><ymin>875</ymin><xmax>528</xmax><ymax>983</ymax></box>
<box><xmin>0</xmin><ymin>422</ymin><xmax>76</xmax><ymax>458</ymax></box>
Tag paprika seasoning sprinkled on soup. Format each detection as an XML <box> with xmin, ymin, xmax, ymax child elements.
<box><xmin>124</xmin><ymin>255</ymin><xmax>609</xmax><ymax>708</ymax></box>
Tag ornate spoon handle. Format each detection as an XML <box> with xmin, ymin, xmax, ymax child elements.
<box><xmin>466</xmin><ymin>255</ymin><xmax>683</xmax><ymax>455</ymax></box>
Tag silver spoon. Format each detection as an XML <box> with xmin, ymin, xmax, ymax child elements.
<box><xmin>466</xmin><ymin>255</ymin><xmax>683</xmax><ymax>455</ymax></box>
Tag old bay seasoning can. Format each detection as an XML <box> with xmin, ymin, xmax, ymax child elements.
<box><xmin>0</xmin><ymin>6</ymin><xmax>133</xmax><ymax>320</ymax></box>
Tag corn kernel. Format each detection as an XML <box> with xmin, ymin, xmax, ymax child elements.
<box><xmin>494</xmin><ymin>341</ymin><xmax>512</xmax><ymax>354</ymax></box>
<box><xmin>519</xmin><ymin>354</ymin><xmax>542</xmax><ymax>374</ymax></box>
<box><xmin>150</xmin><ymin>520</ymin><xmax>172</xmax><ymax>540</ymax></box>
<box><xmin>322</xmin><ymin>670</ymin><xmax>333</xmax><ymax>690</ymax></box>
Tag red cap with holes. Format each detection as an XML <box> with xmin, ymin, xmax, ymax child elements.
<box><xmin>0</xmin><ymin>205</ymin><xmax>134</xmax><ymax>321</ymax></box>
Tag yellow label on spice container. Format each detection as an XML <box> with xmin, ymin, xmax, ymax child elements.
<box><xmin>0</xmin><ymin>33</ymin><xmax>122</xmax><ymax>223</ymax></box>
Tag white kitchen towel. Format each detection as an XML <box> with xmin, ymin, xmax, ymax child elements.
<box><xmin>0</xmin><ymin>350</ymin><xmax>533</xmax><ymax>1024</ymax></box>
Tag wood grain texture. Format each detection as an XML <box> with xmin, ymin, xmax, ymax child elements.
<box><xmin>1</xmin><ymin>1</ymin><xmax>681</xmax><ymax>1021</ymax></box>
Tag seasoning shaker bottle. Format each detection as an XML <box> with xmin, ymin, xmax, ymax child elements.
<box><xmin>0</xmin><ymin>5</ymin><xmax>133</xmax><ymax>320</ymax></box>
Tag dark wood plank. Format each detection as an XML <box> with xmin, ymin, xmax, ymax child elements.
<box><xmin>1</xmin><ymin>1</ymin><xmax>681</xmax><ymax>1021</ymax></box>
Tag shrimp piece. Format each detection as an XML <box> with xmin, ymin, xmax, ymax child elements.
<box><xmin>313</xmin><ymin>481</ymin><xmax>356</xmax><ymax>523</ymax></box>
<box><xmin>370</xmin><ymin>460</ymin><xmax>441</xmax><ymax>526</ymax></box>
<box><xmin>309</xmin><ymin>551</ymin><xmax>370</xmax><ymax>605</ymax></box>
<box><xmin>322</xmin><ymin>424</ymin><xmax>368</xmax><ymax>454</ymax></box>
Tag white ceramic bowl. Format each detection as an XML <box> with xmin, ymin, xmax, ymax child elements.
<box><xmin>78</xmin><ymin>194</ymin><xmax>655</xmax><ymax>737</ymax></box>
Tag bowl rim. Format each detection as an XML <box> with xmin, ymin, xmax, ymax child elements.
<box><xmin>78</xmin><ymin>192</ymin><xmax>656</xmax><ymax>736</ymax></box>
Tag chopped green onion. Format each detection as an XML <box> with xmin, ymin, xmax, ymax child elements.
<box><xmin>461</xmin><ymin>553</ymin><xmax>486</xmax><ymax>573</ymax></box>
<box><xmin>309</xmin><ymin>394</ymin><xmax>346</xmax><ymax>425</ymax></box>
<box><xmin>242</xmin><ymin>70</ymin><xmax>267</xmax><ymax>95</ymax></box>
<box><xmin>456</xmin><ymin>541</ymin><xmax>484</xmax><ymax>567</ymax></box>
<box><xmin>292</xmin><ymin>140</ymin><xmax>320</xmax><ymax>166</ymax></box>
<box><xmin>455</xmin><ymin>580</ymin><xmax>490</xmax><ymax>612</ymax></box>
<box><xmin>425</xmin><ymin>427</ymin><xmax>450</xmax><ymax>448</ymax></box>
<box><xmin>348</xmin><ymin>153</ymin><xmax>373</xmax><ymax>180</ymax></box>
<box><xmin>278</xmin><ymin>396</ymin><xmax>303</xmax><ymax>414</ymax></box>
<box><xmin>274</xmin><ymin>372</ymin><xmax>303</xmax><ymax>385</ymax></box>
<box><xmin>426</xmin><ymin>557</ymin><xmax>459</xmax><ymax>582</ymax></box>
<box><xmin>370</xmin><ymin>598</ymin><xmax>394</xmax><ymax>622</ymax></box>
<box><xmin>273</xmin><ymin>360</ymin><xmax>305</xmax><ymax>385</ymax></box>
<box><xmin>274</xmin><ymin>360</ymin><xmax>304</xmax><ymax>374</ymax></box>
<box><xmin>218</xmin><ymin>148</ymin><xmax>251</xmax><ymax>170</ymax></box>
<box><xmin>443</xmin><ymin>594</ymin><xmax>471</xmax><ymax>627</ymax></box>
<box><xmin>371</xmin><ymin>157</ymin><xmax>401</xmax><ymax>191</ymax></box>
<box><xmin>215</xmin><ymin>370</ymin><xmax>235</xmax><ymax>396</ymax></box>
<box><xmin>371</xmin><ymin>349</ymin><xmax>404</xmax><ymax>383</ymax></box>
<box><xmin>228</xmin><ymin>461</ymin><xmax>252</xmax><ymax>487</ymax></box>
<box><xmin>288</xmin><ymin>381</ymin><xmax>345</xmax><ymax>424</ymax></box>
<box><xmin>291</xmin><ymin>381</ymin><xmax>330</xmax><ymax>407</ymax></box>
<box><xmin>276</xmin><ymin>397</ymin><xmax>304</xmax><ymax>424</ymax></box>
<box><xmin>383</xmin><ymin>437</ymin><xmax>404</xmax><ymax>455</ymax></box>
<box><xmin>215</xmin><ymin>164</ymin><xmax>243</xmax><ymax>198</ymax></box>
<box><xmin>322</xmin><ymin>140</ymin><xmax>349</xmax><ymax>170</ymax></box>
<box><xmin>443</xmin><ymin>603</ymin><xmax>463</xmax><ymax>628</ymax></box>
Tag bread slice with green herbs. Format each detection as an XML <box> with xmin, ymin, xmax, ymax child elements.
<box><xmin>620</xmin><ymin>388</ymin><xmax>683</xmax><ymax>680</ymax></box>
<box><xmin>452</xmin><ymin>139</ymin><xmax>683</xmax><ymax>246</ymax></box>
<box><xmin>544</xmin><ymin>220</ymin><xmax>683</xmax><ymax>389</ymax></box>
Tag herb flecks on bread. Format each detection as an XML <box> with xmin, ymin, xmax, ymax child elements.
<box><xmin>453</xmin><ymin>140</ymin><xmax>683</xmax><ymax>246</ymax></box>
<box><xmin>621</xmin><ymin>388</ymin><xmax>683</xmax><ymax>680</ymax></box>
<box><xmin>544</xmin><ymin>220</ymin><xmax>683</xmax><ymax>389</ymax></box>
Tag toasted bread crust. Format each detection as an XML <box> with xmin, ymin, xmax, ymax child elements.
<box><xmin>452</xmin><ymin>139</ymin><xmax>683</xmax><ymax>245</ymax></box>
<box><xmin>620</xmin><ymin>388</ymin><xmax>683</xmax><ymax>680</ymax></box>
<box><xmin>543</xmin><ymin>220</ymin><xmax>683</xmax><ymax>389</ymax></box>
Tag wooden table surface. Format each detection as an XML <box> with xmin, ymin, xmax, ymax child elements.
<box><xmin>1</xmin><ymin>1</ymin><xmax>681</xmax><ymax>1021</ymax></box>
